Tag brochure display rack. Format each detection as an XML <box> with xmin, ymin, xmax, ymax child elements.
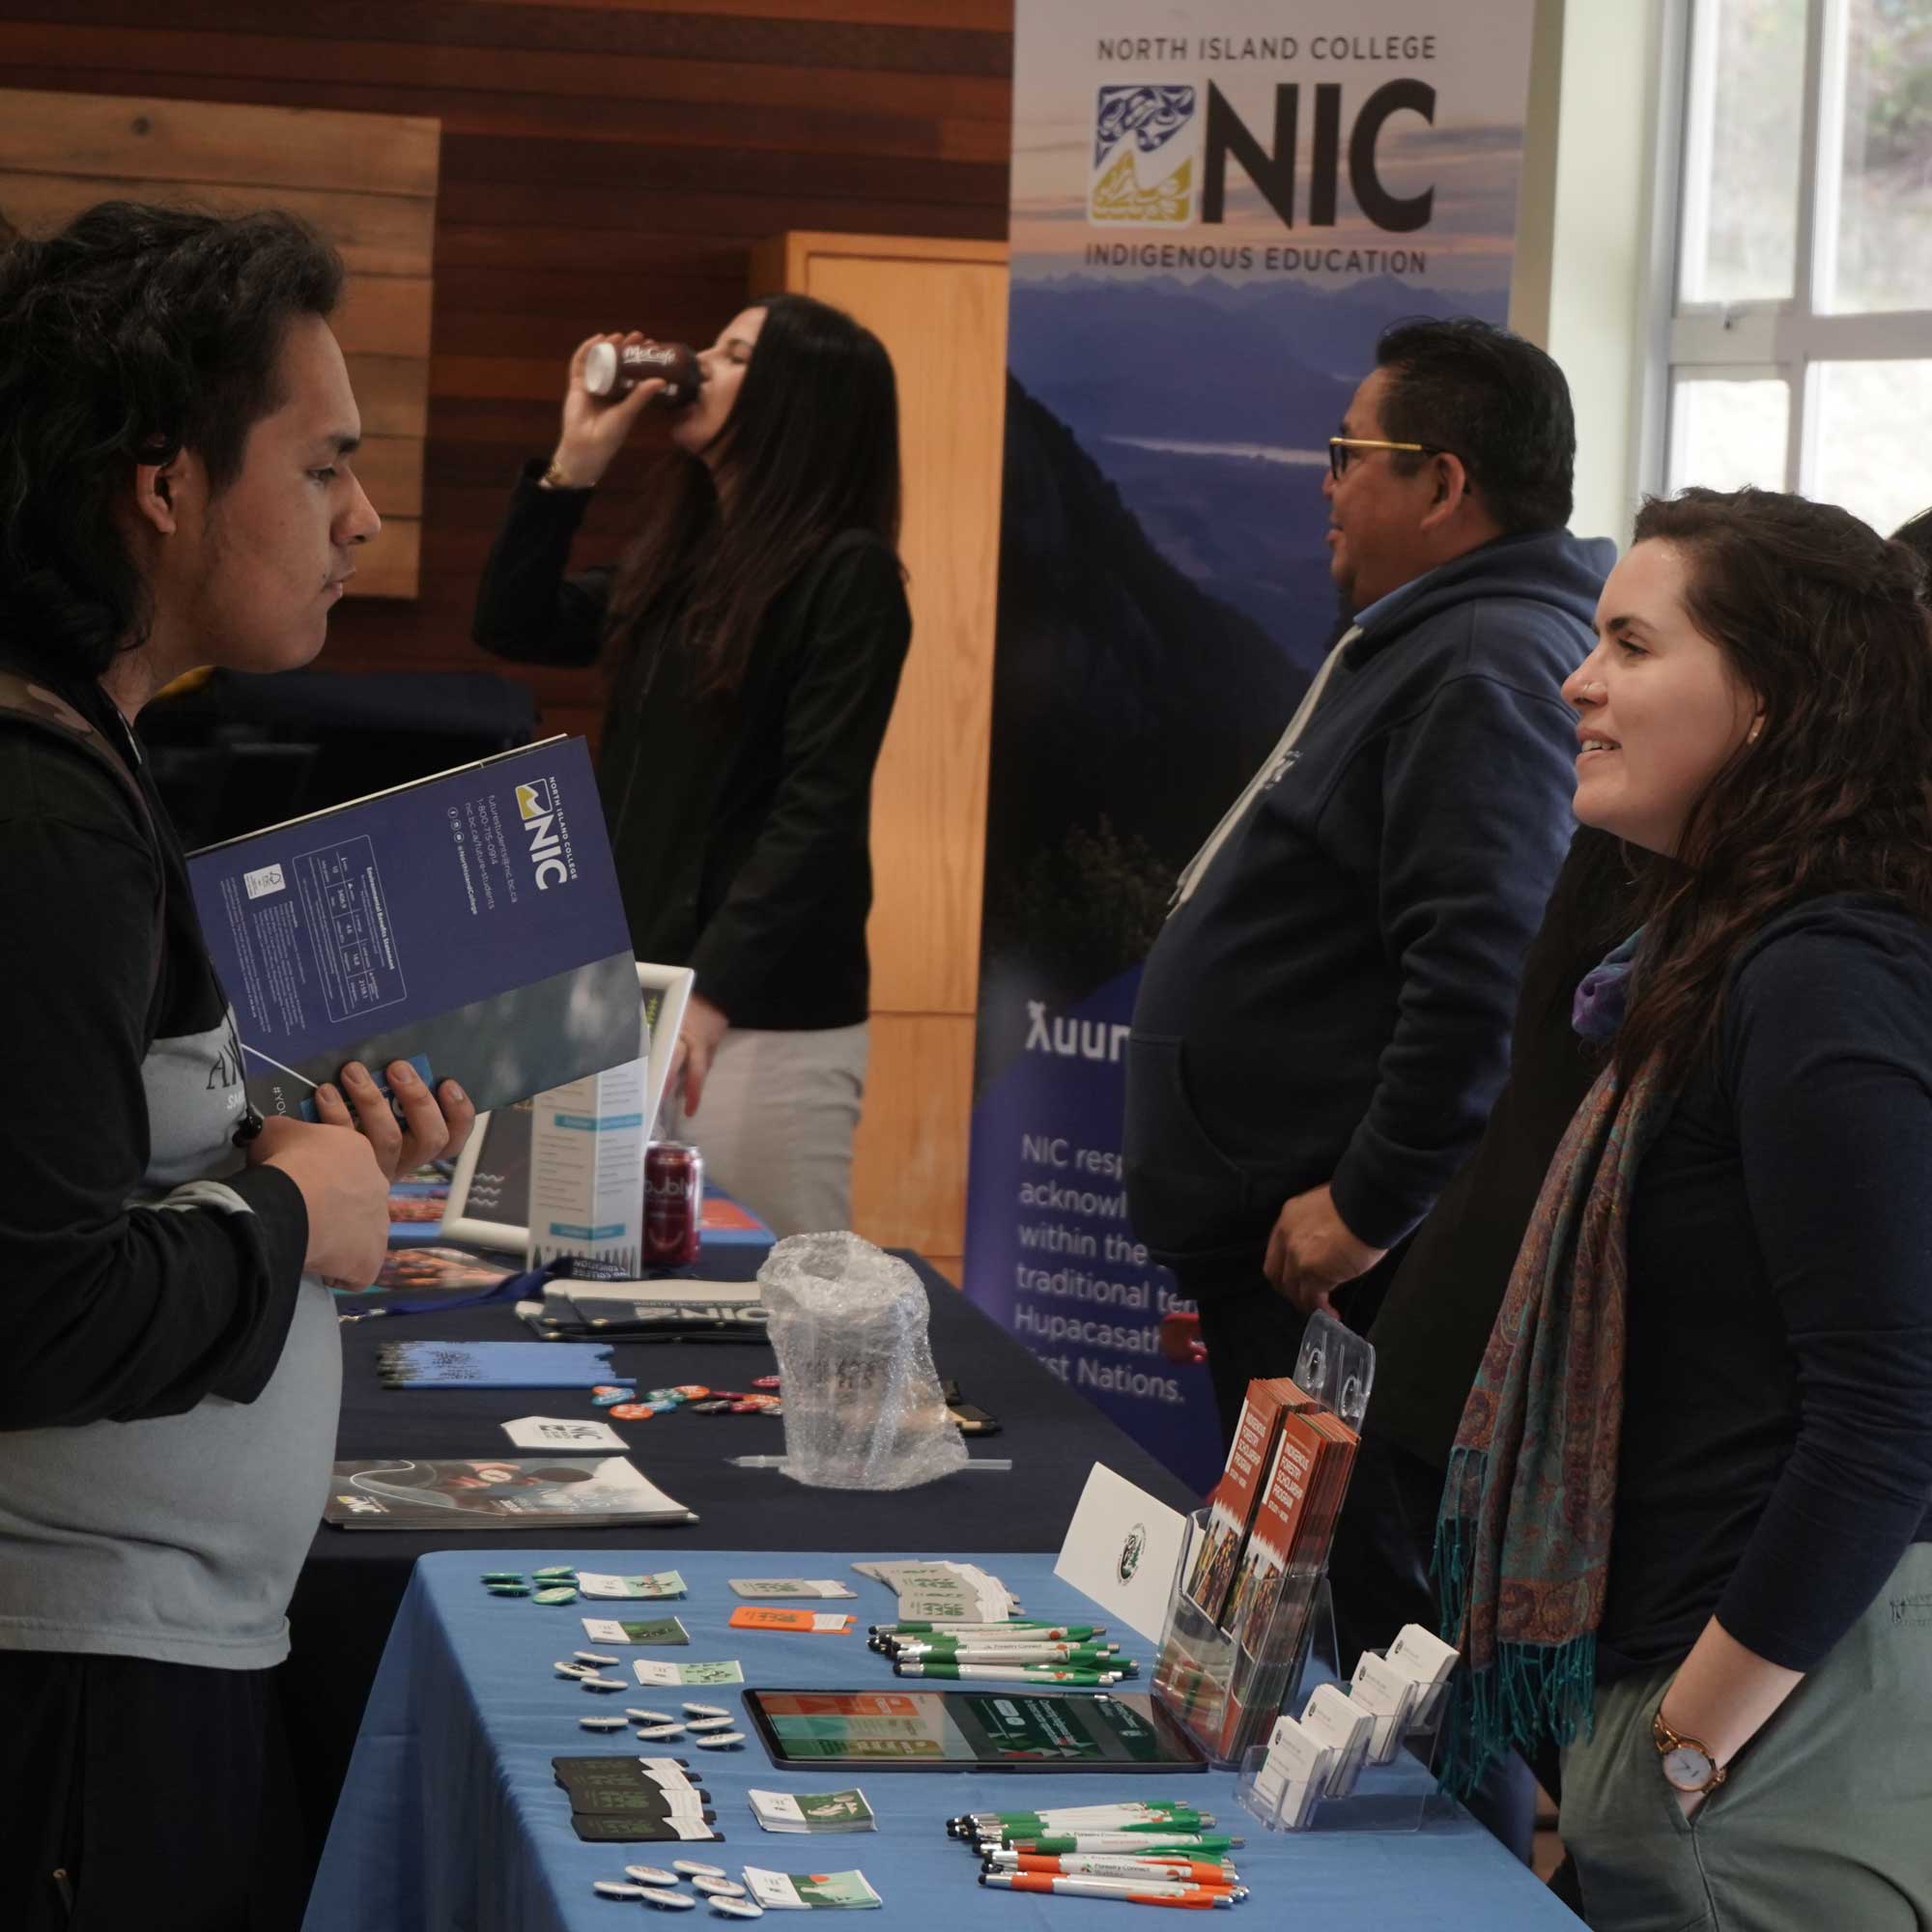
<box><xmin>1151</xmin><ymin>1315</ymin><xmax>1374</xmax><ymax>1769</ymax></box>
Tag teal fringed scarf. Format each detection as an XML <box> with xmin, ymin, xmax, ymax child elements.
<box><xmin>1433</xmin><ymin>1045</ymin><xmax>1673</xmax><ymax>1797</ymax></box>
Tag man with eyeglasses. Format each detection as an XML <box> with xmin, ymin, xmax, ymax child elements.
<box><xmin>1124</xmin><ymin>318</ymin><xmax>1610</xmax><ymax>1846</ymax></box>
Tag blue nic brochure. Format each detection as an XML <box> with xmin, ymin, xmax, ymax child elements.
<box><xmin>189</xmin><ymin>737</ymin><xmax>640</xmax><ymax>1122</ymax></box>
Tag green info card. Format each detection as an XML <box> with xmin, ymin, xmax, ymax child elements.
<box><xmin>744</xmin><ymin>1690</ymin><xmax>1206</xmax><ymax>1773</ymax></box>
<box><xmin>582</xmin><ymin>1616</ymin><xmax>691</xmax><ymax>1646</ymax></box>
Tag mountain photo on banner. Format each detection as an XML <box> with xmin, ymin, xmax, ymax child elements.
<box><xmin>979</xmin><ymin>270</ymin><xmax>1481</xmax><ymax>1056</ymax></box>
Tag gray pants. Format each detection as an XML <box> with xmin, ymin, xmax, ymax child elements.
<box><xmin>1560</xmin><ymin>1545</ymin><xmax>1932</xmax><ymax>1931</ymax></box>
<box><xmin>668</xmin><ymin>1022</ymin><xmax>868</xmax><ymax>1240</ymax></box>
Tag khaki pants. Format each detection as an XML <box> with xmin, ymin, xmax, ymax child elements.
<box><xmin>1560</xmin><ymin>1545</ymin><xmax>1932</xmax><ymax>1932</ymax></box>
<box><xmin>668</xmin><ymin>1022</ymin><xmax>868</xmax><ymax>1240</ymax></box>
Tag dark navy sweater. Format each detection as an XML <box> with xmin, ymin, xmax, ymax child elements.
<box><xmin>1602</xmin><ymin>896</ymin><xmax>1932</xmax><ymax>1677</ymax></box>
<box><xmin>1125</xmin><ymin>527</ymin><xmax>1610</xmax><ymax>1266</ymax></box>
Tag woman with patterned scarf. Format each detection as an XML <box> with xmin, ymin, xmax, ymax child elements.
<box><xmin>1436</xmin><ymin>487</ymin><xmax>1932</xmax><ymax>1930</ymax></box>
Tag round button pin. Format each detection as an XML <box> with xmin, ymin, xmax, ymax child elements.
<box><xmin>672</xmin><ymin>1861</ymin><xmax>726</xmax><ymax>1878</ymax></box>
<box><xmin>638</xmin><ymin>1889</ymin><xmax>698</xmax><ymax>1911</ymax></box>
<box><xmin>626</xmin><ymin>1865</ymin><xmax>678</xmax><ymax>1888</ymax></box>
<box><xmin>682</xmin><ymin>1703</ymin><xmax>729</xmax><ymax>1719</ymax></box>
<box><xmin>691</xmin><ymin>1878</ymin><xmax>746</xmax><ymax>1899</ymax></box>
<box><xmin>710</xmin><ymin>1900</ymin><xmax>765</xmax><ymax>1919</ymax></box>
<box><xmin>636</xmin><ymin>1723</ymin><xmax>687</xmax><ymax>1741</ymax></box>
<box><xmin>594</xmin><ymin>1880</ymin><xmax>648</xmax><ymax>1899</ymax></box>
<box><xmin>684</xmin><ymin>1718</ymin><xmax>735</xmax><ymax>1733</ymax></box>
<box><xmin>692</xmin><ymin>1732</ymin><xmax>745</xmax><ymax>1750</ymax></box>
<box><xmin>581</xmin><ymin>1716</ymin><xmax>629</xmax><ymax>1732</ymax></box>
<box><xmin>532</xmin><ymin>1587</ymin><xmax>579</xmax><ymax>1605</ymax></box>
<box><xmin>609</xmin><ymin>1403</ymin><xmax>658</xmax><ymax>1421</ymax></box>
<box><xmin>625</xmin><ymin>1708</ymin><xmax>677</xmax><ymax>1724</ymax></box>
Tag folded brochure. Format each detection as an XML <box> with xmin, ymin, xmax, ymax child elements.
<box><xmin>323</xmin><ymin>1457</ymin><xmax>696</xmax><ymax>1528</ymax></box>
<box><xmin>189</xmin><ymin>736</ymin><xmax>639</xmax><ymax>1122</ymax></box>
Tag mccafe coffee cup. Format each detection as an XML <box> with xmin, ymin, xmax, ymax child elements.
<box><xmin>582</xmin><ymin>339</ymin><xmax>701</xmax><ymax>408</ymax></box>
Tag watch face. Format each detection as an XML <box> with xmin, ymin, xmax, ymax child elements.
<box><xmin>1662</xmin><ymin>1744</ymin><xmax>1714</xmax><ymax>1791</ymax></box>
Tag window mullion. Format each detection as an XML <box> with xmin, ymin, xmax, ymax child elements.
<box><xmin>1785</xmin><ymin>0</ymin><xmax>1832</xmax><ymax>491</ymax></box>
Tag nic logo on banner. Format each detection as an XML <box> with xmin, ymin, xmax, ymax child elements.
<box><xmin>1091</xmin><ymin>84</ymin><xmax>1200</xmax><ymax>225</ymax></box>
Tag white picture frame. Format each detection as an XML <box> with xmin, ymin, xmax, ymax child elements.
<box><xmin>440</xmin><ymin>962</ymin><xmax>695</xmax><ymax>1254</ymax></box>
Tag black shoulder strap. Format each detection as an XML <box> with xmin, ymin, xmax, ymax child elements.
<box><xmin>0</xmin><ymin>669</ymin><xmax>168</xmax><ymax>1015</ymax></box>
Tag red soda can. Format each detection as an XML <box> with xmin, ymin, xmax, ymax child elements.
<box><xmin>643</xmin><ymin>1141</ymin><xmax>703</xmax><ymax>1266</ymax></box>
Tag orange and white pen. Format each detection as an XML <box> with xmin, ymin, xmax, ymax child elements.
<box><xmin>980</xmin><ymin>1873</ymin><xmax>1245</xmax><ymax>1908</ymax></box>
<box><xmin>990</xmin><ymin>1855</ymin><xmax>1238</xmax><ymax>1886</ymax></box>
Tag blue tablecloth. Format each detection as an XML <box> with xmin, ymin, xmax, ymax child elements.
<box><xmin>303</xmin><ymin>1549</ymin><xmax>1580</xmax><ymax>1932</ymax></box>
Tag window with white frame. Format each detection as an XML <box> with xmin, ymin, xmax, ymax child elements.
<box><xmin>1656</xmin><ymin>0</ymin><xmax>1932</xmax><ymax>538</ymax></box>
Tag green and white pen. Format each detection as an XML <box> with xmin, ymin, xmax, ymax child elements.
<box><xmin>873</xmin><ymin>1621</ymin><xmax>1106</xmax><ymax>1639</ymax></box>
<box><xmin>951</xmin><ymin>1803</ymin><xmax>1208</xmax><ymax>1840</ymax></box>
<box><xmin>1009</xmin><ymin>1834</ymin><xmax>1242</xmax><ymax>1857</ymax></box>
<box><xmin>895</xmin><ymin>1643</ymin><xmax>1123</xmax><ymax>1664</ymax></box>
<box><xmin>894</xmin><ymin>1662</ymin><xmax>1123</xmax><ymax>1685</ymax></box>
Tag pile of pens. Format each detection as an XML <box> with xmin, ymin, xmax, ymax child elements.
<box><xmin>868</xmin><ymin>1620</ymin><xmax>1140</xmax><ymax>1688</ymax></box>
<box><xmin>950</xmin><ymin>1803</ymin><xmax>1246</xmax><ymax>1910</ymax></box>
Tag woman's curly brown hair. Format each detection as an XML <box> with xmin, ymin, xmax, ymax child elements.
<box><xmin>1615</xmin><ymin>487</ymin><xmax>1932</xmax><ymax>1084</ymax></box>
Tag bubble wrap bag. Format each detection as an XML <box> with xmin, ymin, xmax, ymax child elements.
<box><xmin>755</xmin><ymin>1233</ymin><xmax>967</xmax><ymax>1490</ymax></box>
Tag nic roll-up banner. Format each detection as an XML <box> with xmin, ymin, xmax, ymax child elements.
<box><xmin>965</xmin><ymin>3</ymin><xmax>1542</xmax><ymax>1492</ymax></box>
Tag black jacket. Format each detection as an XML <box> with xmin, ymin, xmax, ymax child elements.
<box><xmin>1604</xmin><ymin>896</ymin><xmax>1932</xmax><ymax>1677</ymax></box>
<box><xmin>0</xmin><ymin>659</ymin><xmax>309</xmax><ymax>1429</ymax></box>
<box><xmin>473</xmin><ymin>463</ymin><xmax>911</xmax><ymax>1030</ymax></box>
<box><xmin>1124</xmin><ymin>528</ymin><xmax>1612</xmax><ymax>1268</ymax></box>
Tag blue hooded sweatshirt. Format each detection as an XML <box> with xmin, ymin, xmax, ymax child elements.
<box><xmin>1124</xmin><ymin>526</ymin><xmax>1615</xmax><ymax>1268</ymax></box>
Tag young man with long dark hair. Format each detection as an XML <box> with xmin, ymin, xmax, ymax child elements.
<box><xmin>474</xmin><ymin>296</ymin><xmax>908</xmax><ymax>1236</ymax></box>
<box><xmin>1439</xmin><ymin>488</ymin><xmax>1932</xmax><ymax>1927</ymax></box>
<box><xmin>0</xmin><ymin>202</ymin><xmax>472</xmax><ymax>1928</ymax></box>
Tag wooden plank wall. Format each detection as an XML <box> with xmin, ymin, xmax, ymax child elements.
<box><xmin>0</xmin><ymin>0</ymin><xmax>1013</xmax><ymax>745</ymax></box>
<box><xmin>0</xmin><ymin>4</ymin><xmax>1015</xmax><ymax>1272</ymax></box>
<box><xmin>0</xmin><ymin>84</ymin><xmax>439</xmax><ymax>596</ymax></box>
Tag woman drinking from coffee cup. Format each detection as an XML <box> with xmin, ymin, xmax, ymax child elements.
<box><xmin>473</xmin><ymin>298</ymin><xmax>907</xmax><ymax>1237</ymax></box>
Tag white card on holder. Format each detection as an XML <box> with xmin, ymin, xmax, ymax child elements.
<box><xmin>1387</xmin><ymin>1622</ymin><xmax>1459</xmax><ymax>1724</ymax></box>
<box><xmin>1350</xmin><ymin>1652</ymin><xmax>1419</xmax><ymax>1764</ymax></box>
<box><xmin>1053</xmin><ymin>1462</ymin><xmax>1189</xmax><ymax>1644</ymax></box>
<box><xmin>1261</xmin><ymin>1715</ymin><xmax>1334</xmax><ymax>1830</ymax></box>
<box><xmin>1301</xmin><ymin>1681</ymin><xmax>1377</xmax><ymax>1799</ymax></box>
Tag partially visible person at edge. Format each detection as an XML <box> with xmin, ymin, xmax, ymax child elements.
<box><xmin>472</xmin><ymin>298</ymin><xmax>908</xmax><ymax>1237</ymax></box>
<box><xmin>1345</xmin><ymin>498</ymin><xmax>1932</xmax><ymax>1887</ymax></box>
<box><xmin>0</xmin><ymin>203</ymin><xmax>473</xmax><ymax>1931</ymax></box>
<box><xmin>1123</xmin><ymin>316</ymin><xmax>1608</xmax><ymax>1439</ymax></box>
<box><xmin>1436</xmin><ymin>488</ymin><xmax>1932</xmax><ymax>1931</ymax></box>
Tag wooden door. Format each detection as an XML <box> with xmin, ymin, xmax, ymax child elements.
<box><xmin>749</xmin><ymin>232</ymin><xmax>1008</xmax><ymax>1282</ymax></box>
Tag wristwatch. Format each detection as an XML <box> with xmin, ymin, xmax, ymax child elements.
<box><xmin>1652</xmin><ymin>1709</ymin><xmax>1727</xmax><ymax>1794</ymax></box>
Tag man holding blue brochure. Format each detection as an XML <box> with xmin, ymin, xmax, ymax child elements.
<box><xmin>0</xmin><ymin>203</ymin><xmax>472</xmax><ymax>1930</ymax></box>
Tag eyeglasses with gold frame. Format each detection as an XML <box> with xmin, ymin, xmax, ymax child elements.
<box><xmin>1327</xmin><ymin>436</ymin><xmax>1447</xmax><ymax>480</ymax></box>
